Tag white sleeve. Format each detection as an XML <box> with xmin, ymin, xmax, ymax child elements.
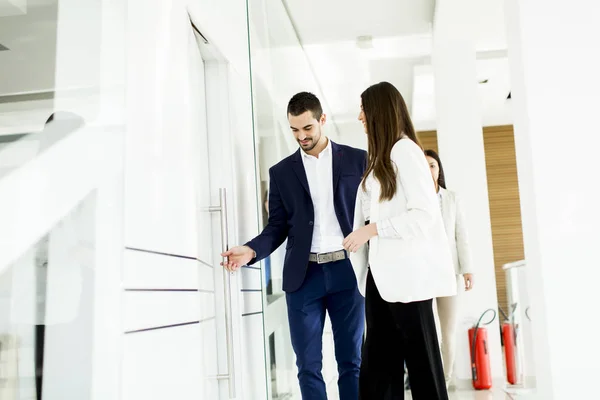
<box><xmin>454</xmin><ymin>192</ymin><xmax>474</xmax><ymax>274</ymax></box>
<box><xmin>358</xmin><ymin>186</ymin><xmax>369</xmax><ymax>221</ymax></box>
<box><xmin>353</xmin><ymin>185</ymin><xmax>366</xmax><ymax>231</ymax></box>
<box><xmin>376</xmin><ymin>140</ymin><xmax>438</xmax><ymax>239</ymax></box>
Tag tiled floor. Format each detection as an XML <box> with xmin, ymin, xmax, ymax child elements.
<box><xmin>325</xmin><ymin>373</ymin><xmax>537</xmax><ymax>400</ymax></box>
<box><xmin>405</xmin><ymin>388</ymin><xmax>530</xmax><ymax>400</ymax></box>
<box><xmin>326</xmin><ymin>387</ymin><xmax>533</xmax><ymax>400</ymax></box>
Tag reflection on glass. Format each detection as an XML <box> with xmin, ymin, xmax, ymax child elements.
<box><xmin>0</xmin><ymin>193</ymin><xmax>96</xmax><ymax>400</ymax></box>
<box><xmin>0</xmin><ymin>0</ymin><xmax>122</xmax><ymax>170</ymax></box>
<box><xmin>0</xmin><ymin>110</ymin><xmax>86</xmax><ymax>183</ymax></box>
<box><xmin>247</xmin><ymin>0</ymin><xmax>343</xmax><ymax>397</ymax></box>
<box><xmin>1</xmin><ymin>0</ymin><xmax>124</xmax><ymax>399</ymax></box>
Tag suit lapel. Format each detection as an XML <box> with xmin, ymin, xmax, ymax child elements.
<box><xmin>332</xmin><ymin>141</ymin><xmax>343</xmax><ymax>192</ymax></box>
<box><xmin>291</xmin><ymin>149</ymin><xmax>311</xmax><ymax>196</ymax></box>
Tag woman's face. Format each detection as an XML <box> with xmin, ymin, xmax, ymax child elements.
<box><xmin>358</xmin><ymin>99</ymin><xmax>367</xmax><ymax>134</ymax></box>
<box><xmin>426</xmin><ymin>156</ymin><xmax>440</xmax><ymax>186</ymax></box>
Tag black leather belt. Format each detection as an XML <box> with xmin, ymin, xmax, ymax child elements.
<box><xmin>308</xmin><ymin>250</ymin><xmax>348</xmax><ymax>264</ymax></box>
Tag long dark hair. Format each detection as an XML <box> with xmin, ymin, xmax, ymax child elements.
<box><xmin>361</xmin><ymin>82</ymin><xmax>421</xmax><ymax>201</ymax></box>
<box><xmin>424</xmin><ymin>149</ymin><xmax>446</xmax><ymax>189</ymax></box>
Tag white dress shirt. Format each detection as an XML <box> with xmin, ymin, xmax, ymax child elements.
<box><xmin>301</xmin><ymin>139</ymin><xmax>345</xmax><ymax>253</ymax></box>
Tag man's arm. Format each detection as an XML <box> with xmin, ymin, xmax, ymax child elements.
<box><xmin>221</xmin><ymin>168</ymin><xmax>289</xmax><ymax>271</ymax></box>
<box><xmin>361</xmin><ymin>149</ymin><xmax>368</xmax><ymax>174</ymax></box>
<box><xmin>245</xmin><ymin>168</ymin><xmax>289</xmax><ymax>264</ymax></box>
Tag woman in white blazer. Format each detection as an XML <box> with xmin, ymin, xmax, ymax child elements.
<box><xmin>424</xmin><ymin>149</ymin><xmax>474</xmax><ymax>388</ymax></box>
<box><xmin>342</xmin><ymin>82</ymin><xmax>456</xmax><ymax>400</ymax></box>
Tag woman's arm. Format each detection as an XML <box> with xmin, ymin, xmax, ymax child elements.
<box><xmin>454</xmin><ymin>192</ymin><xmax>474</xmax><ymax>274</ymax></box>
<box><xmin>343</xmin><ymin>140</ymin><xmax>438</xmax><ymax>253</ymax></box>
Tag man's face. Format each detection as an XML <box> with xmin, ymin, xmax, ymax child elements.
<box><xmin>288</xmin><ymin>111</ymin><xmax>326</xmax><ymax>152</ymax></box>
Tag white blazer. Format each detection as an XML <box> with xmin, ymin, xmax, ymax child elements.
<box><xmin>350</xmin><ymin>139</ymin><xmax>457</xmax><ymax>303</ymax></box>
<box><xmin>439</xmin><ymin>187</ymin><xmax>473</xmax><ymax>275</ymax></box>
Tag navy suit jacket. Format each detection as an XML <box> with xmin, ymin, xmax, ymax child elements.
<box><xmin>246</xmin><ymin>141</ymin><xmax>367</xmax><ymax>293</ymax></box>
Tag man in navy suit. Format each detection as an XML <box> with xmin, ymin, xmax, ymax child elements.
<box><xmin>222</xmin><ymin>92</ymin><xmax>367</xmax><ymax>400</ymax></box>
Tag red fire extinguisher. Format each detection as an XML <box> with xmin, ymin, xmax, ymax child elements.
<box><xmin>502</xmin><ymin>322</ymin><xmax>518</xmax><ymax>385</ymax></box>
<box><xmin>468</xmin><ymin>309</ymin><xmax>496</xmax><ymax>390</ymax></box>
<box><xmin>499</xmin><ymin>304</ymin><xmax>523</xmax><ymax>386</ymax></box>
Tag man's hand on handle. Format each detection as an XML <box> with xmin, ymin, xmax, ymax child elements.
<box><xmin>221</xmin><ymin>245</ymin><xmax>256</xmax><ymax>272</ymax></box>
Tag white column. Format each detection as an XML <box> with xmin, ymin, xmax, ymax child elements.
<box><xmin>505</xmin><ymin>1</ymin><xmax>600</xmax><ymax>398</ymax></box>
<box><xmin>432</xmin><ymin>0</ymin><xmax>504</xmax><ymax>383</ymax></box>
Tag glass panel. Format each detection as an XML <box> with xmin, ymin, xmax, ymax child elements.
<box><xmin>0</xmin><ymin>192</ymin><xmax>96</xmax><ymax>400</ymax></box>
<box><xmin>246</xmin><ymin>0</ymin><xmax>339</xmax><ymax>398</ymax></box>
<box><xmin>0</xmin><ymin>0</ymin><xmax>126</xmax><ymax>168</ymax></box>
<box><xmin>246</xmin><ymin>0</ymin><xmax>534</xmax><ymax>397</ymax></box>
<box><xmin>0</xmin><ymin>1</ymin><xmax>125</xmax><ymax>399</ymax></box>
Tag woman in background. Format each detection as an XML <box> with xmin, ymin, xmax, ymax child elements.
<box><xmin>424</xmin><ymin>149</ymin><xmax>475</xmax><ymax>389</ymax></box>
<box><xmin>343</xmin><ymin>82</ymin><xmax>456</xmax><ymax>399</ymax></box>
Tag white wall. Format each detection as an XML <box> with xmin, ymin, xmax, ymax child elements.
<box><xmin>124</xmin><ymin>0</ymin><xmax>266</xmax><ymax>399</ymax></box>
<box><xmin>433</xmin><ymin>0</ymin><xmax>504</xmax><ymax>384</ymax></box>
<box><xmin>412</xmin><ymin>59</ymin><xmax>513</xmax><ymax>132</ymax></box>
<box><xmin>505</xmin><ymin>1</ymin><xmax>600</xmax><ymax>398</ymax></box>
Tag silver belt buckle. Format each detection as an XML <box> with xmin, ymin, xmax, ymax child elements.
<box><xmin>316</xmin><ymin>253</ymin><xmax>327</xmax><ymax>264</ymax></box>
<box><xmin>310</xmin><ymin>250</ymin><xmax>347</xmax><ymax>264</ymax></box>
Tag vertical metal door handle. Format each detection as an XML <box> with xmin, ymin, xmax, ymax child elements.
<box><xmin>210</xmin><ymin>188</ymin><xmax>236</xmax><ymax>398</ymax></box>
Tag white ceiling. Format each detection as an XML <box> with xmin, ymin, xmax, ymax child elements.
<box><xmin>0</xmin><ymin>0</ymin><xmax>58</xmax><ymax>95</ymax></box>
<box><xmin>284</xmin><ymin>0</ymin><xmax>511</xmax><ymax>138</ymax></box>
<box><xmin>412</xmin><ymin>57</ymin><xmax>512</xmax><ymax>131</ymax></box>
<box><xmin>0</xmin><ymin>0</ymin><xmax>510</xmax><ymax>140</ymax></box>
<box><xmin>283</xmin><ymin>0</ymin><xmax>434</xmax><ymax>45</ymax></box>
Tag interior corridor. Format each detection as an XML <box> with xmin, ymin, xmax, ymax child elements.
<box><xmin>1</xmin><ymin>0</ymin><xmax>599</xmax><ymax>399</ymax></box>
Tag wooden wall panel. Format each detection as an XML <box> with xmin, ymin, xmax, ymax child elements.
<box><xmin>416</xmin><ymin>126</ymin><xmax>524</xmax><ymax>313</ymax></box>
<box><xmin>418</xmin><ymin>130</ymin><xmax>439</xmax><ymax>153</ymax></box>
<box><xmin>482</xmin><ymin>125</ymin><xmax>525</xmax><ymax>314</ymax></box>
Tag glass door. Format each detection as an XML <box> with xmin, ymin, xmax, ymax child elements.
<box><xmin>246</xmin><ymin>0</ymin><xmax>302</xmax><ymax>397</ymax></box>
<box><xmin>246</xmin><ymin>0</ymin><xmax>343</xmax><ymax>398</ymax></box>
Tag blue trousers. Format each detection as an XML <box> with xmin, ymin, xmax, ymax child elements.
<box><xmin>286</xmin><ymin>259</ymin><xmax>365</xmax><ymax>400</ymax></box>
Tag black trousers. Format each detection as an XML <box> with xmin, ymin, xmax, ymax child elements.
<box><xmin>359</xmin><ymin>270</ymin><xmax>448</xmax><ymax>400</ymax></box>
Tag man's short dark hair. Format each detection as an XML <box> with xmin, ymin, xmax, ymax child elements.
<box><xmin>287</xmin><ymin>92</ymin><xmax>323</xmax><ymax>120</ymax></box>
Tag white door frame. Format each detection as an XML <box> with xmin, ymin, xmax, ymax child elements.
<box><xmin>191</xmin><ymin>19</ymin><xmax>246</xmax><ymax>400</ymax></box>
